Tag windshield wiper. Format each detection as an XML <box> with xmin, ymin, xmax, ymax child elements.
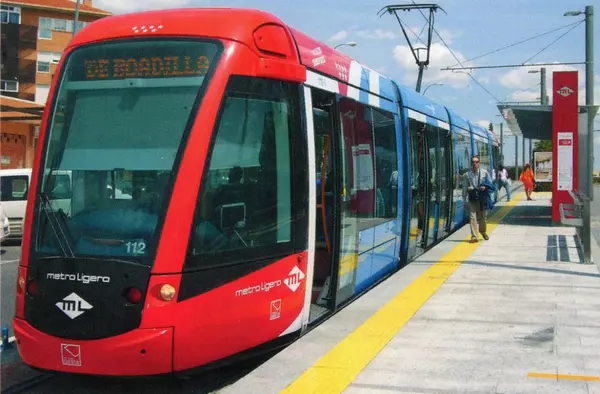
<box><xmin>38</xmin><ymin>192</ymin><xmax>75</xmax><ymax>258</ymax></box>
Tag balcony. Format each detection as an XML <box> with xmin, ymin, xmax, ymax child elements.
<box><xmin>0</xmin><ymin>23</ymin><xmax>37</xmax><ymax>50</ymax></box>
<box><xmin>0</xmin><ymin>23</ymin><xmax>19</xmax><ymax>46</ymax></box>
<box><xmin>1</xmin><ymin>57</ymin><xmax>19</xmax><ymax>81</ymax></box>
<box><xmin>18</xmin><ymin>59</ymin><xmax>37</xmax><ymax>84</ymax></box>
<box><xmin>1</xmin><ymin>91</ymin><xmax>35</xmax><ymax>102</ymax></box>
<box><xmin>19</xmin><ymin>25</ymin><xmax>38</xmax><ymax>50</ymax></box>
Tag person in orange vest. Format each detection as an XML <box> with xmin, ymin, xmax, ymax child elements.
<box><xmin>520</xmin><ymin>163</ymin><xmax>535</xmax><ymax>200</ymax></box>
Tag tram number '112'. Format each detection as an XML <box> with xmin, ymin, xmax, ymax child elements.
<box><xmin>125</xmin><ymin>241</ymin><xmax>146</xmax><ymax>255</ymax></box>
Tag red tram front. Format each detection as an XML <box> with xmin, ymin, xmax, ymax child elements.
<box><xmin>13</xmin><ymin>8</ymin><xmax>314</xmax><ymax>376</ymax></box>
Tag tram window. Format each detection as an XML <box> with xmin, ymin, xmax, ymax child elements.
<box><xmin>188</xmin><ymin>76</ymin><xmax>305</xmax><ymax>266</ymax></box>
<box><xmin>47</xmin><ymin>173</ymin><xmax>72</xmax><ymax>200</ymax></box>
<box><xmin>476</xmin><ymin>139</ymin><xmax>490</xmax><ymax>171</ymax></box>
<box><xmin>492</xmin><ymin>144</ymin><xmax>500</xmax><ymax>169</ymax></box>
<box><xmin>372</xmin><ymin>108</ymin><xmax>397</xmax><ymax>219</ymax></box>
<box><xmin>454</xmin><ymin>132</ymin><xmax>471</xmax><ymax>176</ymax></box>
<box><xmin>345</xmin><ymin>102</ymin><xmax>375</xmax><ymax>223</ymax></box>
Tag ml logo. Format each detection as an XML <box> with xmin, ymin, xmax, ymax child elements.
<box><xmin>56</xmin><ymin>292</ymin><xmax>93</xmax><ymax>319</ymax></box>
<box><xmin>284</xmin><ymin>266</ymin><xmax>305</xmax><ymax>292</ymax></box>
<box><xmin>557</xmin><ymin>86</ymin><xmax>574</xmax><ymax>97</ymax></box>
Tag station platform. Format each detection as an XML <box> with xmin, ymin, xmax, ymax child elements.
<box><xmin>221</xmin><ymin>191</ymin><xmax>600</xmax><ymax>394</ymax></box>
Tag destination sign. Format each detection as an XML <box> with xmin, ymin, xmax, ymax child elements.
<box><xmin>84</xmin><ymin>55</ymin><xmax>210</xmax><ymax>80</ymax></box>
<box><xmin>67</xmin><ymin>41</ymin><xmax>220</xmax><ymax>81</ymax></box>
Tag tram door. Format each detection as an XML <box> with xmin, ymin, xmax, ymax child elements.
<box><xmin>437</xmin><ymin>129</ymin><xmax>454</xmax><ymax>239</ymax></box>
<box><xmin>425</xmin><ymin>124</ymin><xmax>440</xmax><ymax>247</ymax></box>
<box><xmin>406</xmin><ymin>120</ymin><xmax>428</xmax><ymax>259</ymax></box>
<box><xmin>309</xmin><ymin>88</ymin><xmax>357</xmax><ymax>323</ymax></box>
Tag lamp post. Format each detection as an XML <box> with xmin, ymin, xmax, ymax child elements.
<box><xmin>564</xmin><ymin>5</ymin><xmax>594</xmax><ymax>200</ymax></box>
<box><xmin>527</xmin><ymin>67</ymin><xmax>548</xmax><ymax>160</ymax></box>
<box><xmin>527</xmin><ymin>68</ymin><xmax>548</xmax><ymax>105</ymax></box>
<box><xmin>73</xmin><ymin>0</ymin><xmax>81</xmax><ymax>36</ymax></box>
<box><xmin>422</xmin><ymin>82</ymin><xmax>444</xmax><ymax>95</ymax></box>
<box><xmin>334</xmin><ymin>42</ymin><xmax>357</xmax><ymax>50</ymax></box>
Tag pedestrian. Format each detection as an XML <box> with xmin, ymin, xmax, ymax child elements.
<box><xmin>498</xmin><ymin>165</ymin><xmax>511</xmax><ymax>201</ymax></box>
<box><xmin>520</xmin><ymin>163</ymin><xmax>535</xmax><ymax>200</ymax></box>
<box><xmin>463</xmin><ymin>155</ymin><xmax>494</xmax><ymax>243</ymax></box>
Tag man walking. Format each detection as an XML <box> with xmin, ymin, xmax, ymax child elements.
<box><xmin>463</xmin><ymin>155</ymin><xmax>493</xmax><ymax>243</ymax></box>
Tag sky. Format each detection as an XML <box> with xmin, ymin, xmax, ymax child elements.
<box><xmin>94</xmin><ymin>0</ymin><xmax>600</xmax><ymax>170</ymax></box>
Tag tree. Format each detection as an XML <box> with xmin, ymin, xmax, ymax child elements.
<box><xmin>534</xmin><ymin>139</ymin><xmax>552</xmax><ymax>151</ymax></box>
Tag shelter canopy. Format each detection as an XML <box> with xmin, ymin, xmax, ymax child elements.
<box><xmin>497</xmin><ymin>104</ymin><xmax>598</xmax><ymax>140</ymax></box>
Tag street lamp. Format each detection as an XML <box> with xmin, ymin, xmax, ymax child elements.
<box><xmin>422</xmin><ymin>82</ymin><xmax>443</xmax><ymax>95</ymax></box>
<box><xmin>73</xmin><ymin>0</ymin><xmax>81</xmax><ymax>36</ymax></box>
<box><xmin>527</xmin><ymin>68</ymin><xmax>548</xmax><ymax>105</ymax></box>
<box><xmin>334</xmin><ymin>42</ymin><xmax>357</xmax><ymax>50</ymax></box>
<box><xmin>564</xmin><ymin>5</ymin><xmax>594</xmax><ymax>201</ymax></box>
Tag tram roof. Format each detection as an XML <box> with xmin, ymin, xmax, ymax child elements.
<box><xmin>289</xmin><ymin>27</ymin><xmax>398</xmax><ymax>104</ymax></box>
<box><xmin>395</xmin><ymin>84</ymin><xmax>450</xmax><ymax>124</ymax></box>
<box><xmin>445</xmin><ymin>107</ymin><xmax>470</xmax><ymax>133</ymax></box>
<box><xmin>69</xmin><ymin>8</ymin><xmax>296</xmax><ymax>52</ymax></box>
<box><xmin>69</xmin><ymin>7</ymin><xmax>399</xmax><ymax>105</ymax></box>
<box><xmin>469</xmin><ymin>122</ymin><xmax>490</xmax><ymax>140</ymax></box>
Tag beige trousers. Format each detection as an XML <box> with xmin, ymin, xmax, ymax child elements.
<box><xmin>468</xmin><ymin>202</ymin><xmax>487</xmax><ymax>238</ymax></box>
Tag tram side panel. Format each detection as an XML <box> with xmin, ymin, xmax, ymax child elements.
<box><xmin>350</xmin><ymin>102</ymin><xmax>403</xmax><ymax>294</ymax></box>
<box><xmin>172</xmin><ymin>73</ymin><xmax>310</xmax><ymax>371</ymax></box>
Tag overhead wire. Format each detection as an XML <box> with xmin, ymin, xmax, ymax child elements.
<box><xmin>499</xmin><ymin>82</ymin><xmax>541</xmax><ymax>103</ymax></box>
<box><xmin>521</xmin><ymin>20</ymin><xmax>584</xmax><ymax>65</ymax></box>
<box><xmin>395</xmin><ymin>14</ymin><xmax>429</xmax><ymax>47</ymax></box>
<box><xmin>447</xmin><ymin>19</ymin><xmax>584</xmax><ymax>68</ymax></box>
<box><xmin>416</xmin><ymin>21</ymin><xmax>428</xmax><ymax>44</ymax></box>
<box><xmin>409</xmin><ymin>0</ymin><xmax>501</xmax><ymax>102</ymax></box>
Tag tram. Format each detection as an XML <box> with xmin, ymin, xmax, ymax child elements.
<box><xmin>13</xmin><ymin>7</ymin><xmax>500</xmax><ymax>376</ymax></box>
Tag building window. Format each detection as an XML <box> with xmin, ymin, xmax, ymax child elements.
<box><xmin>0</xmin><ymin>80</ymin><xmax>18</xmax><ymax>92</ymax></box>
<box><xmin>37</xmin><ymin>52</ymin><xmax>61</xmax><ymax>72</ymax></box>
<box><xmin>38</xmin><ymin>17</ymin><xmax>89</xmax><ymax>39</ymax></box>
<box><xmin>37</xmin><ymin>61</ymin><xmax>50</xmax><ymax>73</ymax></box>
<box><xmin>39</xmin><ymin>17</ymin><xmax>52</xmax><ymax>39</ymax></box>
<box><xmin>1</xmin><ymin>5</ymin><xmax>21</xmax><ymax>24</ymax></box>
<box><xmin>35</xmin><ymin>84</ymin><xmax>50</xmax><ymax>104</ymax></box>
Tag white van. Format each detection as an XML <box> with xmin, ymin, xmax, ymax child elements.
<box><xmin>0</xmin><ymin>168</ymin><xmax>73</xmax><ymax>240</ymax></box>
<box><xmin>0</xmin><ymin>168</ymin><xmax>31</xmax><ymax>240</ymax></box>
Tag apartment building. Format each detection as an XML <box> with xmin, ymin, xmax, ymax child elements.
<box><xmin>0</xmin><ymin>0</ymin><xmax>111</xmax><ymax>169</ymax></box>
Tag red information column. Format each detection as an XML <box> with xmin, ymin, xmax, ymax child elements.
<box><xmin>551</xmin><ymin>71</ymin><xmax>579</xmax><ymax>222</ymax></box>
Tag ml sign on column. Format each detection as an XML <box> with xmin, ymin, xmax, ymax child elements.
<box><xmin>551</xmin><ymin>71</ymin><xmax>579</xmax><ymax>222</ymax></box>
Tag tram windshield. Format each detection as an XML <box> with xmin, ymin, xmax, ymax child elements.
<box><xmin>33</xmin><ymin>39</ymin><xmax>221</xmax><ymax>262</ymax></box>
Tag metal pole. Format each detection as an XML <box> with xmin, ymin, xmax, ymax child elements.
<box><xmin>583</xmin><ymin>197</ymin><xmax>591</xmax><ymax>263</ymax></box>
<box><xmin>73</xmin><ymin>0</ymin><xmax>81</xmax><ymax>36</ymax></box>
<box><xmin>515</xmin><ymin>135</ymin><xmax>519</xmax><ymax>181</ymax></box>
<box><xmin>500</xmin><ymin>123</ymin><xmax>504</xmax><ymax>164</ymax></box>
<box><xmin>416</xmin><ymin>65</ymin><xmax>424</xmax><ymax>93</ymax></box>
<box><xmin>529</xmin><ymin>139</ymin><xmax>532</xmax><ymax>164</ymax></box>
<box><xmin>522</xmin><ymin>135</ymin><xmax>526</xmax><ymax>170</ymax></box>
<box><xmin>540</xmin><ymin>67</ymin><xmax>548</xmax><ymax>105</ymax></box>
<box><xmin>585</xmin><ymin>5</ymin><xmax>594</xmax><ymax>201</ymax></box>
